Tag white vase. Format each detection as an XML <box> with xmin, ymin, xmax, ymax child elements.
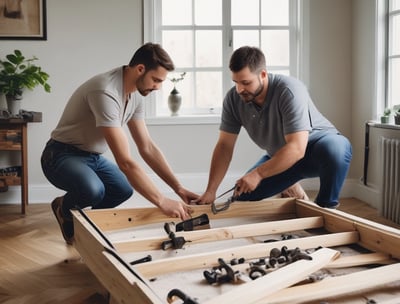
<box><xmin>6</xmin><ymin>95</ymin><xmax>22</xmax><ymax>116</ymax></box>
<box><xmin>168</xmin><ymin>87</ymin><xmax>182</xmax><ymax>116</ymax></box>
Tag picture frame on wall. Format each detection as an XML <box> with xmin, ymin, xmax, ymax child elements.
<box><xmin>0</xmin><ymin>0</ymin><xmax>47</xmax><ymax>40</ymax></box>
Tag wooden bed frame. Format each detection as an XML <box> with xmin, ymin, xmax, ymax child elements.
<box><xmin>71</xmin><ymin>198</ymin><xmax>400</xmax><ymax>304</ymax></box>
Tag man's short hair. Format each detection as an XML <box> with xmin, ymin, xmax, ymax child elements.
<box><xmin>129</xmin><ymin>43</ymin><xmax>175</xmax><ymax>72</ymax></box>
<box><xmin>229</xmin><ymin>46</ymin><xmax>266</xmax><ymax>73</ymax></box>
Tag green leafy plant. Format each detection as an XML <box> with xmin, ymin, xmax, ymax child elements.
<box><xmin>394</xmin><ymin>107</ymin><xmax>400</xmax><ymax>125</ymax></box>
<box><xmin>380</xmin><ymin>108</ymin><xmax>392</xmax><ymax>124</ymax></box>
<box><xmin>0</xmin><ymin>49</ymin><xmax>51</xmax><ymax>99</ymax></box>
<box><xmin>383</xmin><ymin>108</ymin><xmax>392</xmax><ymax>117</ymax></box>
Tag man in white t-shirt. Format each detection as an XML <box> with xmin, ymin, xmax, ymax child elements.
<box><xmin>41</xmin><ymin>43</ymin><xmax>198</xmax><ymax>245</ymax></box>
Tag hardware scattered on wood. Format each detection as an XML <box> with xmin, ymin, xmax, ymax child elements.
<box><xmin>175</xmin><ymin>213</ymin><xmax>210</xmax><ymax>231</ymax></box>
<box><xmin>203</xmin><ymin>258</ymin><xmax>241</xmax><ymax>285</ymax></box>
<box><xmin>129</xmin><ymin>254</ymin><xmax>152</xmax><ymax>265</ymax></box>
<box><xmin>162</xmin><ymin>222</ymin><xmax>188</xmax><ymax>250</ymax></box>
<box><xmin>167</xmin><ymin>289</ymin><xmax>198</xmax><ymax>304</ymax></box>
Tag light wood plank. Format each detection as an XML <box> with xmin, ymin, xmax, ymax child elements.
<box><xmin>203</xmin><ymin>248</ymin><xmax>339</xmax><ymax>304</ymax></box>
<box><xmin>113</xmin><ymin>216</ymin><xmax>324</xmax><ymax>252</ymax></box>
<box><xmin>326</xmin><ymin>252</ymin><xmax>395</xmax><ymax>268</ymax></box>
<box><xmin>84</xmin><ymin>198</ymin><xmax>297</xmax><ymax>231</ymax></box>
<box><xmin>296</xmin><ymin>200</ymin><xmax>400</xmax><ymax>258</ymax></box>
<box><xmin>135</xmin><ymin>231</ymin><xmax>359</xmax><ymax>277</ymax></box>
<box><xmin>263</xmin><ymin>263</ymin><xmax>400</xmax><ymax>304</ymax></box>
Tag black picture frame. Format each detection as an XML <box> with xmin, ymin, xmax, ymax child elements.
<box><xmin>0</xmin><ymin>0</ymin><xmax>47</xmax><ymax>40</ymax></box>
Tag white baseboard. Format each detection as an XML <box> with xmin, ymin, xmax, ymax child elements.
<box><xmin>0</xmin><ymin>174</ymin><xmax>381</xmax><ymax>210</ymax></box>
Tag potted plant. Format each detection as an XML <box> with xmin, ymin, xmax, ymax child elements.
<box><xmin>380</xmin><ymin>108</ymin><xmax>391</xmax><ymax>124</ymax></box>
<box><xmin>167</xmin><ymin>72</ymin><xmax>186</xmax><ymax>116</ymax></box>
<box><xmin>394</xmin><ymin>107</ymin><xmax>400</xmax><ymax>125</ymax></box>
<box><xmin>0</xmin><ymin>49</ymin><xmax>51</xmax><ymax>116</ymax></box>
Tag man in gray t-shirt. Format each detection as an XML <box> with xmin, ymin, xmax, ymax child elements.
<box><xmin>41</xmin><ymin>43</ymin><xmax>197</xmax><ymax>245</ymax></box>
<box><xmin>194</xmin><ymin>46</ymin><xmax>352</xmax><ymax>209</ymax></box>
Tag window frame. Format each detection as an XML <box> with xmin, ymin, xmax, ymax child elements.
<box><xmin>143</xmin><ymin>0</ymin><xmax>306</xmax><ymax>125</ymax></box>
<box><xmin>386</xmin><ymin>0</ymin><xmax>400</xmax><ymax>110</ymax></box>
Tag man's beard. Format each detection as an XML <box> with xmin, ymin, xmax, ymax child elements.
<box><xmin>239</xmin><ymin>78</ymin><xmax>263</xmax><ymax>103</ymax></box>
<box><xmin>137</xmin><ymin>75</ymin><xmax>153</xmax><ymax>96</ymax></box>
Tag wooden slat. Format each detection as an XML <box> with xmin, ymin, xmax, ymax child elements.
<box><xmin>326</xmin><ymin>252</ymin><xmax>395</xmax><ymax>268</ymax></box>
<box><xmin>262</xmin><ymin>263</ymin><xmax>400</xmax><ymax>304</ymax></box>
<box><xmin>135</xmin><ymin>231</ymin><xmax>359</xmax><ymax>277</ymax></box>
<box><xmin>295</xmin><ymin>200</ymin><xmax>400</xmax><ymax>259</ymax></box>
<box><xmin>84</xmin><ymin>198</ymin><xmax>297</xmax><ymax>231</ymax></box>
<box><xmin>113</xmin><ymin>216</ymin><xmax>324</xmax><ymax>252</ymax></box>
<box><xmin>203</xmin><ymin>248</ymin><xmax>340</xmax><ymax>304</ymax></box>
<box><xmin>101</xmin><ymin>251</ymin><xmax>163</xmax><ymax>304</ymax></box>
<box><xmin>228</xmin><ymin>252</ymin><xmax>396</xmax><ymax>274</ymax></box>
<box><xmin>72</xmin><ymin>210</ymin><xmax>160</xmax><ymax>304</ymax></box>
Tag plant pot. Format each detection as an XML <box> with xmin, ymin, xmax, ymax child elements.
<box><xmin>168</xmin><ymin>87</ymin><xmax>182</xmax><ymax>116</ymax></box>
<box><xmin>395</xmin><ymin>115</ymin><xmax>400</xmax><ymax>125</ymax></box>
<box><xmin>380</xmin><ymin>116</ymin><xmax>389</xmax><ymax>124</ymax></box>
<box><xmin>6</xmin><ymin>95</ymin><xmax>22</xmax><ymax>116</ymax></box>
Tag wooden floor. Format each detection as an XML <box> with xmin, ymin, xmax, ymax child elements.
<box><xmin>0</xmin><ymin>196</ymin><xmax>399</xmax><ymax>304</ymax></box>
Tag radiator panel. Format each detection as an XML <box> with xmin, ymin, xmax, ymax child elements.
<box><xmin>381</xmin><ymin>137</ymin><xmax>400</xmax><ymax>224</ymax></box>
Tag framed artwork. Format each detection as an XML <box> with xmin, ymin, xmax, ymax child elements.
<box><xmin>0</xmin><ymin>0</ymin><xmax>47</xmax><ymax>40</ymax></box>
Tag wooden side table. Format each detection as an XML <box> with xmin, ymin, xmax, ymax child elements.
<box><xmin>0</xmin><ymin>112</ymin><xmax>42</xmax><ymax>214</ymax></box>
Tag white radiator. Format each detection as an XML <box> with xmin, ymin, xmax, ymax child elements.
<box><xmin>381</xmin><ymin>137</ymin><xmax>400</xmax><ymax>224</ymax></box>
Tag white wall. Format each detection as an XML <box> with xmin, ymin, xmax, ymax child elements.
<box><xmin>0</xmin><ymin>0</ymin><xmax>365</xmax><ymax>205</ymax></box>
<box><xmin>350</xmin><ymin>0</ymin><xmax>387</xmax><ymax>207</ymax></box>
<box><xmin>0</xmin><ymin>0</ymin><xmax>262</xmax><ymax>204</ymax></box>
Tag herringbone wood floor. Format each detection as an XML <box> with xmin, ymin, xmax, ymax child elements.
<box><xmin>0</xmin><ymin>203</ymin><xmax>108</xmax><ymax>304</ymax></box>
<box><xmin>0</xmin><ymin>196</ymin><xmax>399</xmax><ymax>304</ymax></box>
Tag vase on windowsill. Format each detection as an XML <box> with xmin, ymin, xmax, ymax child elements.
<box><xmin>168</xmin><ymin>87</ymin><xmax>182</xmax><ymax>116</ymax></box>
<box><xmin>167</xmin><ymin>72</ymin><xmax>186</xmax><ymax>116</ymax></box>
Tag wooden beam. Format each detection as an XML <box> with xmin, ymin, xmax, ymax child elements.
<box><xmin>83</xmin><ymin>198</ymin><xmax>297</xmax><ymax>231</ymax></box>
<box><xmin>135</xmin><ymin>231</ymin><xmax>359</xmax><ymax>277</ymax></box>
<box><xmin>114</xmin><ymin>216</ymin><xmax>324</xmax><ymax>253</ymax></box>
<box><xmin>101</xmin><ymin>251</ymin><xmax>163</xmax><ymax>304</ymax></box>
<box><xmin>202</xmin><ymin>248</ymin><xmax>339</xmax><ymax>304</ymax></box>
<box><xmin>295</xmin><ymin>200</ymin><xmax>400</xmax><ymax>259</ymax></box>
<box><xmin>262</xmin><ymin>262</ymin><xmax>400</xmax><ymax>304</ymax></box>
<box><xmin>326</xmin><ymin>252</ymin><xmax>395</xmax><ymax>268</ymax></box>
<box><xmin>72</xmin><ymin>210</ymin><xmax>161</xmax><ymax>304</ymax></box>
<box><xmin>223</xmin><ymin>252</ymin><xmax>396</xmax><ymax>274</ymax></box>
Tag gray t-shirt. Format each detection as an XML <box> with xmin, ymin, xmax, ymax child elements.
<box><xmin>51</xmin><ymin>67</ymin><xmax>144</xmax><ymax>154</ymax></box>
<box><xmin>220</xmin><ymin>74</ymin><xmax>337</xmax><ymax>156</ymax></box>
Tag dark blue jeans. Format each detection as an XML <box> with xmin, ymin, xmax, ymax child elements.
<box><xmin>41</xmin><ymin>139</ymin><xmax>133</xmax><ymax>216</ymax></box>
<box><xmin>237</xmin><ymin>132</ymin><xmax>352</xmax><ymax>207</ymax></box>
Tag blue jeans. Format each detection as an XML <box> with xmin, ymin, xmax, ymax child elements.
<box><xmin>41</xmin><ymin>139</ymin><xmax>133</xmax><ymax>216</ymax></box>
<box><xmin>237</xmin><ymin>131</ymin><xmax>352</xmax><ymax>207</ymax></box>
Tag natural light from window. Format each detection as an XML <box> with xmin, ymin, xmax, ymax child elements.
<box><xmin>146</xmin><ymin>0</ymin><xmax>297</xmax><ymax>119</ymax></box>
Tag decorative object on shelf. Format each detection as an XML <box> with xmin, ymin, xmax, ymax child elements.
<box><xmin>380</xmin><ymin>108</ymin><xmax>391</xmax><ymax>124</ymax></box>
<box><xmin>0</xmin><ymin>49</ymin><xmax>51</xmax><ymax>116</ymax></box>
<box><xmin>167</xmin><ymin>72</ymin><xmax>186</xmax><ymax>116</ymax></box>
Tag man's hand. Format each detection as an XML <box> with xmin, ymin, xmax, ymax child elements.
<box><xmin>190</xmin><ymin>191</ymin><xmax>216</xmax><ymax>205</ymax></box>
<box><xmin>175</xmin><ymin>187</ymin><xmax>200</xmax><ymax>204</ymax></box>
<box><xmin>159</xmin><ymin>197</ymin><xmax>193</xmax><ymax>220</ymax></box>
<box><xmin>235</xmin><ymin>169</ymin><xmax>263</xmax><ymax>196</ymax></box>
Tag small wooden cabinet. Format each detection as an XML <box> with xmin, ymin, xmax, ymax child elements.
<box><xmin>0</xmin><ymin>113</ymin><xmax>42</xmax><ymax>214</ymax></box>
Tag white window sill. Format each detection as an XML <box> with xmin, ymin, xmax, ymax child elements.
<box><xmin>145</xmin><ymin>114</ymin><xmax>221</xmax><ymax>126</ymax></box>
<box><xmin>368</xmin><ymin>121</ymin><xmax>400</xmax><ymax>130</ymax></box>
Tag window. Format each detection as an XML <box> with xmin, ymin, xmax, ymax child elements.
<box><xmin>387</xmin><ymin>0</ymin><xmax>400</xmax><ymax>108</ymax></box>
<box><xmin>144</xmin><ymin>0</ymin><xmax>300</xmax><ymax>119</ymax></box>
